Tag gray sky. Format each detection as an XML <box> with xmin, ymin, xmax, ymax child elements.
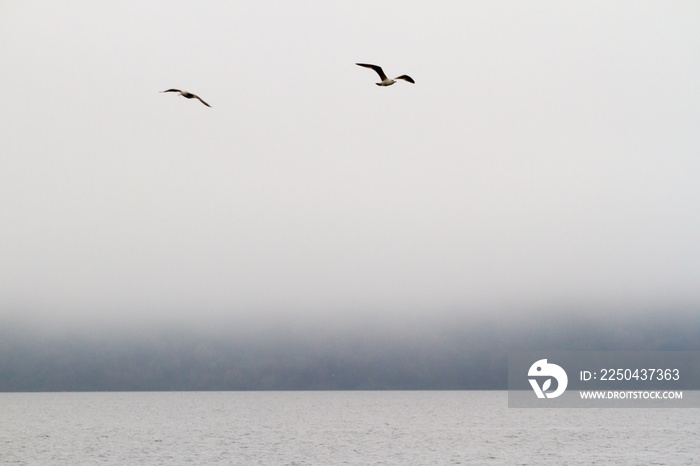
<box><xmin>2</xmin><ymin>1</ymin><xmax>699</xmax><ymax>327</ymax></box>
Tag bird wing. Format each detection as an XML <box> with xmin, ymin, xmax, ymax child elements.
<box><xmin>356</xmin><ymin>63</ymin><xmax>388</xmax><ymax>81</ymax></box>
<box><xmin>395</xmin><ymin>75</ymin><xmax>415</xmax><ymax>84</ymax></box>
<box><xmin>194</xmin><ymin>95</ymin><xmax>211</xmax><ymax>107</ymax></box>
<box><xmin>161</xmin><ymin>89</ymin><xmax>182</xmax><ymax>93</ymax></box>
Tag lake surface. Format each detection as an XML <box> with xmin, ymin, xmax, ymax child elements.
<box><xmin>1</xmin><ymin>391</ymin><xmax>697</xmax><ymax>464</ymax></box>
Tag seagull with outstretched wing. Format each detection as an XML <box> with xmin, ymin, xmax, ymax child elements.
<box><xmin>160</xmin><ymin>89</ymin><xmax>211</xmax><ymax>107</ymax></box>
<box><xmin>356</xmin><ymin>63</ymin><xmax>415</xmax><ymax>86</ymax></box>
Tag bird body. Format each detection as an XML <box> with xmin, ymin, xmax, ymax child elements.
<box><xmin>161</xmin><ymin>89</ymin><xmax>211</xmax><ymax>107</ymax></box>
<box><xmin>356</xmin><ymin>63</ymin><xmax>415</xmax><ymax>86</ymax></box>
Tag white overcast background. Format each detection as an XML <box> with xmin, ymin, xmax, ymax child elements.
<box><xmin>1</xmin><ymin>1</ymin><xmax>699</xmax><ymax>328</ymax></box>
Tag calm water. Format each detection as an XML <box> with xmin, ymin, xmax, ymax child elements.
<box><xmin>0</xmin><ymin>391</ymin><xmax>697</xmax><ymax>465</ymax></box>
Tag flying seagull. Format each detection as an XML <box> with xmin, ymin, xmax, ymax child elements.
<box><xmin>160</xmin><ymin>89</ymin><xmax>211</xmax><ymax>107</ymax></box>
<box><xmin>356</xmin><ymin>63</ymin><xmax>415</xmax><ymax>86</ymax></box>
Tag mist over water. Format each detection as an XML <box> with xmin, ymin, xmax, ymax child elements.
<box><xmin>2</xmin><ymin>304</ymin><xmax>697</xmax><ymax>391</ymax></box>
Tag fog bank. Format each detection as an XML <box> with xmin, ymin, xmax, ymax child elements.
<box><xmin>2</xmin><ymin>307</ymin><xmax>697</xmax><ymax>391</ymax></box>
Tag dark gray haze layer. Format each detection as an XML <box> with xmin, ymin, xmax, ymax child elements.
<box><xmin>2</xmin><ymin>309</ymin><xmax>697</xmax><ymax>391</ymax></box>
